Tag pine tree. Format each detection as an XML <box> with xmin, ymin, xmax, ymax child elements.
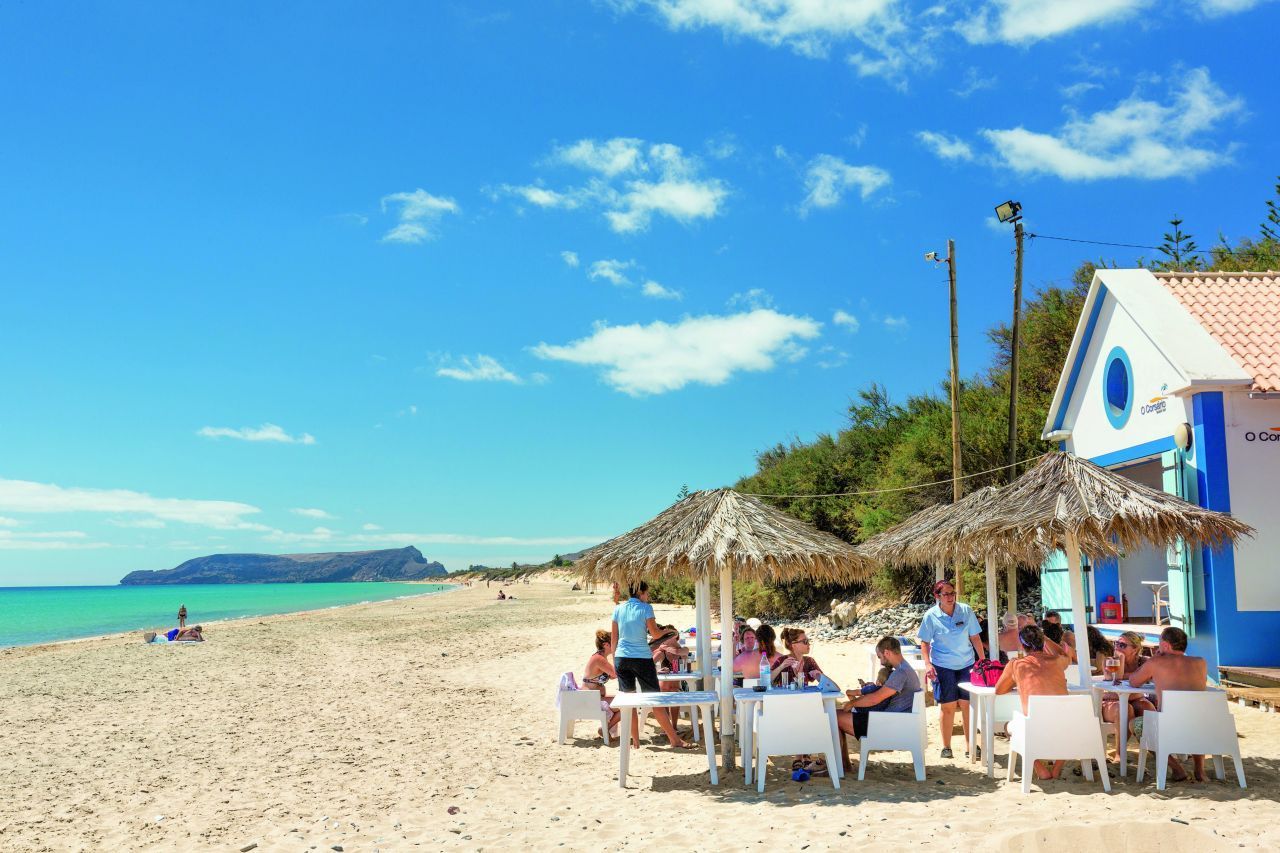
<box><xmin>1263</xmin><ymin>176</ymin><xmax>1280</xmax><ymax>243</ymax></box>
<box><xmin>1157</xmin><ymin>216</ymin><xmax>1201</xmax><ymax>270</ymax></box>
<box><xmin>676</xmin><ymin>484</ymin><xmax>691</xmax><ymax>500</ymax></box>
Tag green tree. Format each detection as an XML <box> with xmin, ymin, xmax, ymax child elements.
<box><xmin>676</xmin><ymin>484</ymin><xmax>691</xmax><ymax>500</ymax></box>
<box><xmin>1262</xmin><ymin>176</ymin><xmax>1280</xmax><ymax>242</ymax></box>
<box><xmin>1155</xmin><ymin>216</ymin><xmax>1202</xmax><ymax>271</ymax></box>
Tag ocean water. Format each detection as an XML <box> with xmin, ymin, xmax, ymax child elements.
<box><xmin>0</xmin><ymin>582</ymin><xmax>452</xmax><ymax>648</ymax></box>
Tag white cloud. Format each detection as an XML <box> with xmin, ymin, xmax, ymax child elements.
<box><xmin>952</xmin><ymin>68</ymin><xmax>996</xmax><ymax>98</ymax></box>
<box><xmin>961</xmin><ymin>1</ymin><xmax>1151</xmax><ymax>45</ymax></box>
<box><xmin>435</xmin><ymin>354</ymin><xmax>522</xmax><ymax>383</ymax></box>
<box><xmin>362</xmin><ymin>523</ymin><xmax>382</xmax><ymax>531</ymax></box>
<box><xmin>198</xmin><ymin>423</ymin><xmax>317</xmax><ymax>445</ymax></box>
<box><xmin>833</xmin><ymin>309</ymin><xmax>860</xmax><ymax>332</ymax></box>
<box><xmin>589</xmin><ymin>259</ymin><xmax>636</xmax><ymax>286</ymax></box>
<box><xmin>1199</xmin><ymin>0</ymin><xmax>1270</xmax><ymax>14</ymax></box>
<box><xmin>552</xmin><ymin>137</ymin><xmax>646</xmax><ymax>176</ymax></box>
<box><xmin>883</xmin><ymin>315</ymin><xmax>909</xmax><ymax>330</ymax></box>
<box><xmin>631</xmin><ymin>0</ymin><xmax>896</xmax><ymax>58</ymax></box>
<box><xmin>0</xmin><ymin>516</ymin><xmax>20</xmax><ymax>527</ymax></box>
<box><xmin>292</xmin><ymin>507</ymin><xmax>335</xmax><ymax>520</ymax></box>
<box><xmin>507</xmin><ymin>138</ymin><xmax>729</xmax><ymax>233</ymax></box>
<box><xmin>816</xmin><ymin>346</ymin><xmax>849</xmax><ymax>369</ymax></box>
<box><xmin>0</xmin><ymin>529</ymin><xmax>110</xmax><ymax>550</ymax></box>
<box><xmin>917</xmin><ymin>131</ymin><xmax>975</xmax><ymax>162</ymax></box>
<box><xmin>379</xmin><ymin>188</ymin><xmax>460</xmax><ymax>243</ymax></box>
<box><xmin>500</xmin><ymin>183</ymin><xmax>582</xmax><ymax>209</ymax></box>
<box><xmin>560</xmin><ymin>250</ymin><xmax>580</xmax><ymax>268</ymax></box>
<box><xmin>641</xmin><ymin>280</ymin><xmax>683</xmax><ymax>300</ymax></box>
<box><xmin>800</xmin><ymin>154</ymin><xmax>891</xmax><ymax>214</ymax></box>
<box><xmin>1061</xmin><ymin>81</ymin><xmax>1102</xmax><ymax>99</ymax></box>
<box><xmin>727</xmin><ymin>288</ymin><xmax>775</xmax><ymax>310</ymax></box>
<box><xmin>705</xmin><ymin>132</ymin><xmax>738</xmax><ymax>160</ymax></box>
<box><xmin>108</xmin><ymin>518</ymin><xmax>166</xmax><ymax>529</ymax></box>
<box><xmin>532</xmin><ymin>309</ymin><xmax>821</xmax><ymax>395</ymax></box>
<box><xmin>982</xmin><ymin>68</ymin><xmax>1244</xmax><ymax>180</ymax></box>
<box><xmin>263</xmin><ymin>526</ymin><xmax>336</xmax><ymax>544</ymax></box>
<box><xmin>0</xmin><ymin>477</ymin><xmax>263</xmax><ymax>529</ymax></box>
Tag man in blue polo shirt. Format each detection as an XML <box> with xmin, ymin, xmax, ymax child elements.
<box><xmin>918</xmin><ymin>579</ymin><xmax>983</xmax><ymax>759</ymax></box>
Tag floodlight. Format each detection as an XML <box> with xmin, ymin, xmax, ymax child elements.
<box><xmin>994</xmin><ymin>200</ymin><xmax>1022</xmax><ymax>223</ymax></box>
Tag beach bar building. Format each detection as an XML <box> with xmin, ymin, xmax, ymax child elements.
<box><xmin>1042</xmin><ymin>269</ymin><xmax>1280</xmax><ymax>682</ymax></box>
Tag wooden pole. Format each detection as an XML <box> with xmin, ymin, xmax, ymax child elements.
<box><xmin>718</xmin><ymin>565</ymin><xmax>736</xmax><ymax>772</ymax></box>
<box><xmin>1063</xmin><ymin>532</ymin><xmax>1093</xmax><ymax>689</ymax></box>
<box><xmin>695</xmin><ymin>577</ymin><xmax>712</xmax><ymax>693</ymax></box>
<box><xmin>1007</xmin><ymin>221</ymin><xmax>1024</xmax><ymax>485</ymax></box>
<box><xmin>947</xmin><ymin>239</ymin><xmax>965</xmax><ymax>602</ymax></box>
<box><xmin>985</xmin><ymin>555</ymin><xmax>999</xmax><ymax>662</ymax></box>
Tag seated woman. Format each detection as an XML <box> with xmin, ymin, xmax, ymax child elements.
<box><xmin>1100</xmin><ymin>630</ymin><xmax>1155</xmax><ymax>754</ymax></box>
<box><xmin>650</xmin><ymin>624</ymin><xmax>689</xmax><ymax>692</ymax></box>
<box><xmin>1085</xmin><ymin>626</ymin><xmax>1115</xmax><ymax>675</ymax></box>
<box><xmin>734</xmin><ymin>623</ymin><xmax>782</xmax><ymax>682</ymax></box>
<box><xmin>583</xmin><ymin>629</ymin><xmax>622</xmax><ymax>739</ymax></box>
<box><xmin>775</xmin><ymin>627</ymin><xmax>823</xmax><ymax>687</ymax></box>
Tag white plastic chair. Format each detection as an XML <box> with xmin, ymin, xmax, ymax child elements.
<box><xmin>977</xmin><ymin>692</ymin><xmax>1020</xmax><ymax>745</ymax></box>
<box><xmin>1007</xmin><ymin>695</ymin><xmax>1110</xmax><ymax>793</ymax></box>
<box><xmin>1136</xmin><ymin>691</ymin><xmax>1246</xmax><ymax>790</ymax></box>
<box><xmin>754</xmin><ymin>692</ymin><xmax>840</xmax><ymax>792</ymax></box>
<box><xmin>556</xmin><ymin>672</ymin><xmax>612</xmax><ymax>746</ymax></box>
<box><xmin>857</xmin><ymin>690</ymin><xmax>927</xmax><ymax>781</ymax></box>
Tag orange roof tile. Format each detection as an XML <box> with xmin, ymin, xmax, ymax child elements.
<box><xmin>1155</xmin><ymin>271</ymin><xmax>1280</xmax><ymax>393</ymax></box>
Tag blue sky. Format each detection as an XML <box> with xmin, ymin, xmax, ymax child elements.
<box><xmin>2</xmin><ymin>1</ymin><xmax>1277</xmax><ymax>584</ymax></box>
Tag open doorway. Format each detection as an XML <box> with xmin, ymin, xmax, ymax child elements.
<box><xmin>1112</xmin><ymin>457</ymin><xmax>1167</xmax><ymax>623</ymax></box>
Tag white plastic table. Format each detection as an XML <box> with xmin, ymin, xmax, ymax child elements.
<box><xmin>733</xmin><ymin>686</ymin><xmax>844</xmax><ymax>785</ymax></box>
<box><xmin>961</xmin><ymin>681</ymin><xmax>1095</xmax><ymax>778</ymax></box>
<box><xmin>1088</xmin><ymin>677</ymin><xmax>1154</xmax><ymax>777</ymax></box>
<box><xmin>655</xmin><ymin>672</ymin><xmax>709</xmax><ymax>741</ymax></box>
<box><xmin>611</xmin><ymin>690</ymin><xmax>719</xmax><ymax>789</ymax></box>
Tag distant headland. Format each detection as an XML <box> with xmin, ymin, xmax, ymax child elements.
<box><xmin>119</xmin><ymin>546</ymin><xmax>448</xmax><ymax>585</ymax></box>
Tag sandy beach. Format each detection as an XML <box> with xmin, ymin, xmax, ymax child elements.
<box><xmin>2</xmin><ymin>578</ymin><xmax>1278</xmax><ymax>852</ymax></box>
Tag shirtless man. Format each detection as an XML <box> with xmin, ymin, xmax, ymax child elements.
<box><xmin>1128</xmin><ymin>626</ymin><xmax>1208</xmax><ymax>782</ymax></box>
<box><xmin>995</xmin><ymin>624</ymin><xmax>1070</xmax><ymax>780</ymax></box>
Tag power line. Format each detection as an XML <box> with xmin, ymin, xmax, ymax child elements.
<box><xmin>738</xmin><ymin>454</ymin><xmax>1042</xmax><ymax>499</ymax></box>
<box><xmin>1027</xmin><ymin>232</ymin><xmax>1272</xmax><ymax>259</ymax></box>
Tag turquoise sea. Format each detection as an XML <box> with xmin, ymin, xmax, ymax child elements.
<box><xmin>0</xmin><ymin>582</ymin><xmax>453</xmax><ymax>648</ymax></box>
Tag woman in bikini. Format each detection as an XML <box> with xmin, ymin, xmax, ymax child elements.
<box><xmin>1100</xmin><ymin>630</ymin><xmax>1155</xmax><ymax>755</ymax></box>
<box><xmin>583</xmin><ymin>629</ymin><xmax>622</xmax><ymax>740</ymax></box>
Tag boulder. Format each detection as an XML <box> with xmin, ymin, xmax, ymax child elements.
<box><xmin>829</xmin><ymin>600</ymin><xmax>858</xmax><ymax>629</ymax></box>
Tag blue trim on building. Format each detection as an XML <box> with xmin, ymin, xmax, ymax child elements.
<box><xmin>1102</xmin><ymin>346</ymin><xmax>1134</xmax><ymax>429</ymax></box>
<box><xmin>1087</xmin><ymin>436</ymin><xmax>1177</xmax><ymax>469</ymax></box>
<box><xmin>1052</xmin><ymin>284</ymin><xmax>1108</xmax><ymax>433</ymax></box>
<box><xmin>1191</xmin><ymin>393</ymin><xmax>1280</xmax><ymax>672</ymax></box>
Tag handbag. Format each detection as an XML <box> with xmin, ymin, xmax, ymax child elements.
<box><xmin>970</xmin><ymin>657</ymin><xmax>1005</xmax><ymax>687</ymax></box>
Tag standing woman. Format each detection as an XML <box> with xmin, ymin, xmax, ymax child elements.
<box><xmin>918</xmin><ymin>579</ymin><xmax>984</xmax><ymax>759</ymax></box>
<box><xmin>177</xmin><ymin>604</ymin><xmax>187</xmax><ymax>629</ymax></box>
<box><xmin>611</xmin><ymin>582</ymin><xmax>692</xmax><ymax>749</ymax></box>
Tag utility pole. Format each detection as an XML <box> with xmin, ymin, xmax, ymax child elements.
<box><xmin>1008</xmin><ymin>220</ymin><xmax>1024</xmax><ymax>484</ymax></box>
<box><xmin>946</xmin><ymin>239</ymin><xmax>964</xmax><ymax>600</ymax></box>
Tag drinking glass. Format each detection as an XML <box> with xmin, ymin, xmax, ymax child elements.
<box><xmin>779</xmin><ymin>670</ymin><xmax>790</xmax><ymax>689</ymax></box>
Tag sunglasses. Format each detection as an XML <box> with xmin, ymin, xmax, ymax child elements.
<box><xmin>938</xmin><ymin>591</ymin><xmax>957</xmax><ymax>597</ymax></box>
<box><xmin>793</xmin><ymin>638</ymin><xmax>810</xmax><ymax>645</ymax></box>
<box><xmin>1114</xmin><ymin>642</ymin><xmax>1130</xmax><ymax>648</ymax></box>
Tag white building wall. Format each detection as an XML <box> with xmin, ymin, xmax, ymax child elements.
<box><xmin>1062</xmin><ymin>295</ymin><xmax>1192</xmax><ymax>460</ymax></box>
<box><xmin>1223</xmin><ymin>393</ymin><xmax>1280</xmax><ymax>611</ymax></box>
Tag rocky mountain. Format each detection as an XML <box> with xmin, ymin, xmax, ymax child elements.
<box><xmin>120</xmin><ymin>546</ymin><xmax>447</xmax><ymax>585</ymax></box>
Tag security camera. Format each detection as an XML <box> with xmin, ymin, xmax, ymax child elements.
<box><xmin>924</xmin><ymin>251</ymin><xmax>939</xmax><ymax>262</ymax></box>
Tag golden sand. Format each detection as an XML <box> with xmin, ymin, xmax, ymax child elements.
<box><xmin>1</xmin><ymin>579</ymin><xmax>1276</xmax><ymax>851</ymax></box>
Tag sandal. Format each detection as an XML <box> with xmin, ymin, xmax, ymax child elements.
<box><xmin>804</xmin><ymin>759</ymin><xmax>829</xmax><ymax>777</ymax></box>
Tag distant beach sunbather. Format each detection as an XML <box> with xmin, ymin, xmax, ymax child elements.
<box><xmin>144</xmin><ymin>625</ymin><xmax>204</xmax><ymax>643</ymax></box>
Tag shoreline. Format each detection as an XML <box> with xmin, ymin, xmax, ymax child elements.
<box><xmin>0</xmin><ymin>581</ymin><xmax>458</xmax><ymax>656</ymax></box>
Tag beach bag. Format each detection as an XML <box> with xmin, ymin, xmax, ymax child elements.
<box><xmin>971</xmin><ymin>658</ymin><xmax>1005</xmax><ymax>687</ymax></box>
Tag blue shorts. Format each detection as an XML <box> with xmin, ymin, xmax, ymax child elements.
<box><xmin>932</xmin><ymin>663</ymin><xmax>973</xmax><ymax>704</ymax></box>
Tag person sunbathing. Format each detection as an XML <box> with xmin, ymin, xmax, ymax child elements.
<box><xmin>583</xmin><ymin>629</ymin><xmax>622</xmax><ymax>740</ymax></box>
<box><xmin>1128</xmin><ymin>626</ymin><xmax>1208</xmax><ymax>782</ymax></box>
<box><xmin>145</xmin><ymin>625</ymin><xmax>204</xmax><ymax>642</ymax></box>
<box><xmin>995</xmin><ymin>624</ymin><xmax>1069</xmax><ymax>781</ymax></box>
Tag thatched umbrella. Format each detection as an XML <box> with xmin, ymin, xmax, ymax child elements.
<box><xmin>895</xmin><ymin>452</ymin><xmax>1254</xmax><ymax>686</ymax></box>
<box><xmin>576</xmin><ymin>488</ymin><xmax>872</xmax><ymax>771</ymax></box>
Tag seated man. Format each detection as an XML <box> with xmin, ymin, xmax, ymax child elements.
<box><xmin>838</xmin><ymin>636</ymin><xmax>921</xmax><ymax>742</ymax></box>
<box><xmin>995</xmin><ymin>624</ymin><xmax>1070</xmax><ymax>780</ymax></box>
<box><xmin>1127</xmin><ymin>626</ymin><xmax>1208</xmax><ymax>782</ymax></box>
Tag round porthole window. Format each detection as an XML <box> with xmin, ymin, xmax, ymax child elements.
<box><xmin>1102</xmin><ymin>346</ymin><xmax>1133</xmax><ymax>428</ymax></box>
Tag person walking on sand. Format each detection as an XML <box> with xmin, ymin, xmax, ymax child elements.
<box><xmin>918</xmin><ymin>579</ymin><xmax>983</xmax><ymax>759</ymax></box>
<box><xmin>1127</xmin><ymin>626</ymin><xmax>1209</xmax><ymax>782</ymax></box>
<box><xmin>177</xmin><ymin>604</ymin><xmax>187</xmax><ymax>629</ymax></box>
<box><xmin>611</xmin><ymin>581</ymin><xmax>692</xmax><ymax>749</ymax></box>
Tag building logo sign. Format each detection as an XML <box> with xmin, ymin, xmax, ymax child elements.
<box><xmin>1139</xmin><ymin>383</ymin><xmax>1169</xmax><ymax>416</ymax></box>
<box><xmin>1244</xmin><ymin>427</ymin><xmax>1280</xmax><ymax>442</ymax></box>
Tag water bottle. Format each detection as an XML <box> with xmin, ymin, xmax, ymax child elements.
<box><xmin>759</xmin><ymin>653</ymin><xmax>771</xmax><ymax>691</ymax></box>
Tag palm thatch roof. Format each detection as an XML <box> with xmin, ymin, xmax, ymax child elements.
<box><xmin>856</xmin><ymin>486</ymin><xmax>1005</xmax><ymax>567</ymax></box>
<box><xmin>881</xmin><ymin>452</ymin><xmax>1254</xmax><ymax>567</ymax></box>
<box><xmin>575</xmin><ymin>488</ymin><xmax>873</xmax><ymax>585</ymax></box>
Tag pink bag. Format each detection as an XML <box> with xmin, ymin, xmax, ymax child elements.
<box><xmin>971</xmin><ymin>658</ymin><xmax>1005</xmax><ymax>687</ymax></box>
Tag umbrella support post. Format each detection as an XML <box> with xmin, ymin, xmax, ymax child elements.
<box><xmin>719</xmin><ymin>564</ymin><xmax>736</xmax><ymax>773</ymax></box>
<box><xmin>1063</xmin><ymin>532</ymin><xmax>1093</xmax><ymax>689</ymax></box>
<box><xmin>985</xmin><ymin>556</ymin><xmax>999</xmax><ymax>661</ymax></box>
<box><xmin>1007</xmin><ymin>565</ymin><xmax>1017</xmax><ymax>617</ymax></box>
